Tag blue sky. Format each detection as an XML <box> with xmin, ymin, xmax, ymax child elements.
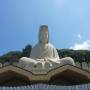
<box><xmin>0</xmin><ymin>0</ymin><xmax>90</xmax><ymax>56</ymax></box>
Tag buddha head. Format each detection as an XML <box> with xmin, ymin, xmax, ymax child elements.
<box><xmin>39</xmin><ymin>25</ymin><xmax>49</xmax><ymax>44</ymax></box>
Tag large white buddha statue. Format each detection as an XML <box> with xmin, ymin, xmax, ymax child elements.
<box><xmin>30</xmin><ymin>25</ymin><xmax>60</xmax><ymax>61</ymax></box>
<box><xmin>19</xmin><ymin>25</ymin><xmax>75</xmax><ymax>69</ymax></box>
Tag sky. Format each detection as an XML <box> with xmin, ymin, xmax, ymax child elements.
<box><xmin>0</xmin><ymin>0</ymin><xmax>90</xmax><ymax>56</ymax></box>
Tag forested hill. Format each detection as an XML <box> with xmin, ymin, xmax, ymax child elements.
<box><xmin>0</xmin><ymin>44</ymin><xmax>90</xmax><ymax>64</ymax></box>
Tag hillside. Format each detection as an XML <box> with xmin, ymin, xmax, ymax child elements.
<box><xmin>0</xmin><ymin>44</ymin><xmax>90</xmax><ymax>64</ymax></box>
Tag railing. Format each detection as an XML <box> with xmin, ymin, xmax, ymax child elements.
<box><xmin>0</xmin><ymin>83</ymin><xmax>90</xmax><ymax>90</ymax></box>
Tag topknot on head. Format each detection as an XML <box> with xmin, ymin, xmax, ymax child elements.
<box><xmin>39</xmin><ymin>25</ymin><xmax>48</xmax><ymax>32</ymax></box>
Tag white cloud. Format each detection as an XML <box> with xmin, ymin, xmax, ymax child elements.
<box><xmin>70</xmin><ymin>40</ymin><xmax>90</xmax><ymax>50</ymax></box>
<box><xmin>77</xmin><ymin>34</ymin><xmax>82</xmax><ymax>39</ymax></box>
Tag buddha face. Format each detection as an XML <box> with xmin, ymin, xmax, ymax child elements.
<box><xmin>39</xmin><ymin>25</ymin><xmax>49</xmax><ymax>44</ymax></box>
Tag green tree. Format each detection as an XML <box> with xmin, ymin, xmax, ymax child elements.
<box><xmin>57</xmin><ymin>49</ymin><xmax>90</xmax><ymax>63</ymax></box>
<box><xmin>0</xmin><ymin>51</ymin><xmax>22</xmax><ymax>64</ymax></box>
<box><xmin>21</xmin><ymin>44</ymin><xmax>32</xmax><ymax>57</ymax></box>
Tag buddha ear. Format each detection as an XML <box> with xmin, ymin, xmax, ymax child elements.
<box><xmin>39</xmin><ymin>30</ymin><xmax>41</xmax><ymax>43</ymax></box>
<box><xmin>39</xmin><ymin>41</ymin><xmax>42</xmax><ymax>43</ymax></box>
<box><xmin>47</xmin><ymin>31</ymin><xmax>49</xmax><ymax>43</ymax></box>
<box><xmin>47</xmin><ymin>38</ymin><xmax>49</xmax><ymax>43</ymax></box>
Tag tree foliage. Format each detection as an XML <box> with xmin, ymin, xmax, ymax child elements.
<box><xmin>0</xmin><ymin>51</ymin><xmax>22</xmax><ymax>63</ymax></box>
<box><xmin>57</xmin><ymin>49</ymin><xmax>90</xmax><ymax>63</ymax></box>
<box><xmin>21</xmin><ymin>44</ymin><xmax>32</xmax><ymax>57</ymax></box>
